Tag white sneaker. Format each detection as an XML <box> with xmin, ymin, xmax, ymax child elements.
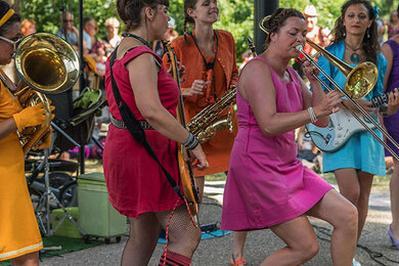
<box><xmin>352</xmin><ymin>258</ymin><xmax>361</xmax><ymax>266</ymax></box>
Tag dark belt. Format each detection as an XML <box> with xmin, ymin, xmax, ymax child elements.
<box><xmin>110</xmin><ymin>115</ymin><xmax>153</xmax><ymax>130</ymax></box>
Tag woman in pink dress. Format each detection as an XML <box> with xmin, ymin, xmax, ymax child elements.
<box><xmin>221</xmin><ymin>8</ymin><xmax>358</xmax><ymax>266</ymax></box>
<box><xmin>103</xmin><ymin>0</ymin><xmax>208</xmax><ymax>265</ymax></box>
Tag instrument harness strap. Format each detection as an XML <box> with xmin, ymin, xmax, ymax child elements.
<box><xmin>109</xmin><ymin>47</ymin><xmax>183</xmax><ymax>200</ymax></box>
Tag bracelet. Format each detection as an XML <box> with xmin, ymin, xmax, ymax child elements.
<box><xmin>182</xmin><ymin>132</ymin><xmax>194</xmax><ymax>146</ymax></box>
<box><xmin>307</xmin><ymin>107</ymin><xmax>318</xmax><ymax>123</ymax></box>
<box><xmin>183</xmin><ymin>132</ymin><xmax>199</xmax><ymax>150</ymax></box>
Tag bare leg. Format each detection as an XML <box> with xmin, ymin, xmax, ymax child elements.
<box><xmin>261</xmin><ymin>216</ymin><xmax>319</xmax><ymax>266</ymax></box>
<box><xmin>356</xmin><ymin>171</ymin><xmax>373</xmax><ymax>241</ymax></box>
<box><xmin>122</xmin><ymin>213</ymin><xmax>161</xmax><ymax>266</ymax></box>
<box><xmin>391</xmin><ymin>159</ymin><xmax>399</xmax><ymax>238</ymax></box>
<box><xmin>334</xmin><ymin>169</ymin><xmax>361</xmax><ymax>238</ymax></box>
<box><xmin>195</xmin><ymin>176</ymin><xmax>205</xmax><ymax>202</ymax></box>
<box><xmin>11</xmin><ymin>252</ymin><xmax>39</xmax><ymax>266</ymax></box>
<box><xmin>232</xmin><ymin>231</ymin><xmax>248</xmax><ymax>260</ymax></box>
<box><xmin>156</xmin><ymin>205</ymin><xmax>201</xmax><ymax>258</ymax></box>
<box><xmin>307</xmin><ymin>189</ymin><xmax>358</xmax><ymax>266</ymax></box>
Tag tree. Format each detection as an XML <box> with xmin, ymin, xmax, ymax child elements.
<box><xmin>19</xmin><ymin>0</ymin><xmax>399</xmax><ymax>61</ymax></box>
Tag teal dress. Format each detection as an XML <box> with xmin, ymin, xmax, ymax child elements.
<box><xmin>318</xmin><ymin>40</ymin><xmax>386</xmax><ymax>176</ymax></box>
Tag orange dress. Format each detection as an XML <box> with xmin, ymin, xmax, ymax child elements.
<box><xmin>163</xmin><ymin>30</ymin><xmax>239</xmax><ymax>176</ymax></box>
<box><xmin>0</xmin><ymin>81</ymin><xmax>43</xmax><ymax>261</ymax></box>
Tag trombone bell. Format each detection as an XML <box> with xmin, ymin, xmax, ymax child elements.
<box><xmin>302</xmin><ymin>39</ymin><xmax>378</xmax><ymax>99</ymax></box>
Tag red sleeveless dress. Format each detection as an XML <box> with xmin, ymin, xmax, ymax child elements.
<box><xmin>103</xmin><ymin>46</ymin><xmax>182</xmax><ymax>218</ymax></box>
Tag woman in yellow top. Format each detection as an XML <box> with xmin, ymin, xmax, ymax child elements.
<box><xmin>0</xmin><ymin>1</ymin><xmax>48</xmax><ymax>264</ymax></box>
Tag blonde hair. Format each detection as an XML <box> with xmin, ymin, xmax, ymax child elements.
<box><xmin>105</xmin><ymin>17</ymin><xmax>120</xmax><ymax>28</ymax></box>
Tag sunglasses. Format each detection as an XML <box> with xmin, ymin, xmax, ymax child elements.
<box><xmin>0</xmin><ymin>35</ymin><xmax>23</xmax><ymax>51</ymax></box>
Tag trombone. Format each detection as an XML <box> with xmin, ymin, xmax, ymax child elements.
<box><xmin>296</xmin><ymin>39</ymin><xmax>399</xmax><ymax>161</ymax></box>
<box><xmin>259</xmin><ymin>16</ymin><xmax>399</xmax><ymax>160</ymax></box>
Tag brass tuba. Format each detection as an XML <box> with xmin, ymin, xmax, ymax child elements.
<box><xmin>5</xmin><ymin>33</ymin><xmax>80</xmax><ymax>154</ymax></box>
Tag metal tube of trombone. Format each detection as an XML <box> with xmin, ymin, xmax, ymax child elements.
<box><xmin>296</xmin><ymin>40</ymin><xmax>399</xmax><ymax>161</ymax></box>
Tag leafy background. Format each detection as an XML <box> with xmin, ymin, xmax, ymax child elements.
<box><xmin>5</xmin><ymin>0</ymin><xmax>399</xmax><ymax>62</ymax></box>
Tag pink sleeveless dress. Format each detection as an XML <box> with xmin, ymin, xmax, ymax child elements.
<box><xmin>221</xmin><ymin>57</ymin><xmax>333</xmax><ymax>230</ymax></box>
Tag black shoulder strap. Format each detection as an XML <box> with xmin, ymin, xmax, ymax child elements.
<box><xmin>109</xmin><ymin>48</ymin><xmax>183</xmax><ymax>199</ymax></box>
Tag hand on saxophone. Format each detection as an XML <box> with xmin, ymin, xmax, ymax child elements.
<box><xmin>191</xmin><ymin>144</ymin><xmax>209</xmax><ymax>169</ymax></box>
<box><xmin>12</xmin><ymin>103</ymin><xmax>47</xmax><ymax>132</ymax></box>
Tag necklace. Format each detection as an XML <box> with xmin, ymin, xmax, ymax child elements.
<box><xmin>122</xmin><ymin>32</ymin><xmax>151</xmax><ymax>48</ymax></box>
<box><xmin>345</xmin><ymin>42</ymin><xmax>362</xmax><ymax>64</ymax></box>
<box><xmin>191</xmin><ymin>31</ymin><xmax>218</xmax><ymax>70</ymax></box>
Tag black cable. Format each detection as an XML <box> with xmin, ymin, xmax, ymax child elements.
<box><xmin>312</xmin><ymin>224</ymin><xmax>399</xmax><ymax>266</ymax></box>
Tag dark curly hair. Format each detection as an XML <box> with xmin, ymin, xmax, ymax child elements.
<box><xmin>0</xmin><ymin>1</ymin><xmax>21</xmax><ymax>36</ymax></box>
<box><xmin>116</xmin><ymin>0</ymin><xmax>169</xmax><ymax>31</ymax></box>
<box><xmin>260</xmin><ymin>8</ymin><xmax>305</xmax><ymax>49</ymax></box>
<box><xmin>332</xmin><ymin>0</ymin><xmax>378</xmax><ymax>63</ymax></box>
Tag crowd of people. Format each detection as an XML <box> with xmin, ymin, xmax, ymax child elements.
<box><xmin>2</xmin><ymin>0</ymin><xmax>399</xmax><ymax>266</ymax></box>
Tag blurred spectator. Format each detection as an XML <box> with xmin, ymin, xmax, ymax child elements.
<box><xmin>296</xmin><ymin>126</ymin><xmax>322</xmax><ymax>173</ymax></box>
<box><xmin>153</xmin><ymin>17</ymin><xmax>178</xmax><ymax>57</ymax></box>
<box><xmin>376</xmin><ymin>17</ymin><xmax>386</xmax><ymax>45</ymax></box>
<box><xmin>104</xmin><ymin>17</ymin><xmax>121</xmax><ymax>55</ymax></box>
<box><xmin>293</xmin><ymin>5</ymin><xmax>325</xmax><ymax>78</ymax></box>
<box><xmin>388</xmin><ymin>10</ymin><xmax>399</xmax><ymax>39</ymax></box>
<box><xmin>320</xmin><ymin>27</ymin><xmax>332</xmax><ymax>47</ymax></box>
<box><xmin>83</xmin><ymin>17</ymin><xmax>97</xmax><ymax>53</ymax></box>
<box><xmin>56</xmin><ymin>11</ymin><xmax>79</xmax><ymax>48</ymax></box>
<box><xmin>20</xmin><ymin>18</ymin><xmax>36</xmax><ymax>36</ymax></box>
<box><xmin>304</xmin><ymin>5</ymin><xmax>323</xmax><ymax>54</ymax></box>
<box><xmin>239</xmin><ymin>49</ymin><xmax>254</xmax><ymax>72</ymax></box>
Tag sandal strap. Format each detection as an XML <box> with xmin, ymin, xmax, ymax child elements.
<box><xmin>230</xmin><ymin>256</ymin><xmax>247</xmax><ymax>266</ymax></box>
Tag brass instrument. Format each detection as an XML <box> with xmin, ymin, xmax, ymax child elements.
<box><xmin>296</xmin><ymin>39</ymin><xmax>399</xmax><ymax>160</ymax></box>
<box><xmin>187</xmin><ymin>88</ymin><xmax>236</xmax><ymax>143</ymax></box>
<box><xmin>187</xmin><ymin>37</ymin><xmax>257</xmax><ymax>143</ymax></box>
<box><xmin>2</xmin><ymin>33</ymin><xmax>80</xmax><ymax>154</ymax></box>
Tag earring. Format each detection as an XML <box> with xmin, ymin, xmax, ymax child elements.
<box><xmin>343</xmin><ymin>31</ymin><xmax>346</xmax><ymax>37</ymax></box>
<box><xmin>367</xmin><ymin>28</ymin><xmax>371</xmax><ymax>38</ymax></box>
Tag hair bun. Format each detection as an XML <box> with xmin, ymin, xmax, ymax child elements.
<box><xmin>259</xmin><ymin>15</ymin><xmax>271</xmax><ymax>34</ymax></box>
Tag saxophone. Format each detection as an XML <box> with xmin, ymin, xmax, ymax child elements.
<box><xmin>187</xmin><ymin>87</ymin><xmax>236</xmax><ymax>143</ymax></box>
<box><xmin>0</xmin><ymin>33</ymin><xmax>80</xmax><ymax>155</ymax></box>
<box><xmin>187</xmin><ymin>37</ymin><xmax>257</xmax><ymax>143</ymax></box>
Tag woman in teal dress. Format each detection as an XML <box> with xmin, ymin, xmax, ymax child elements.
<box><xmin>317</xmin><ymin>1</ymin><xmax>385</xmax><ymax>264</ymax></box>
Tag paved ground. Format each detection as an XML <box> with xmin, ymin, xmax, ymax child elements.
<box><xmin>41</xmin><ymin>180</ymin><xmax>399</xmax><ymax>266</ymax></box>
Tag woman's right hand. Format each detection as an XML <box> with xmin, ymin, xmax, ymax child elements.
<box><xmin>13</xmin><ymin>103</ymin><xmax>47</xmax><ymax>131</ymax></box>
<box><xmin>313</xmin><ymin>90</ymin><xmax>342</xmax><ymax>117</ymax></box>
<box><xmin>182</xmin><ymin>80</ymin><xmax>208</xmax><ymax>96</ymax></box>
<box><xmin>190</xmin><ymin>144</ymin><xmax>209</xmax><ymax>169</ymax></box>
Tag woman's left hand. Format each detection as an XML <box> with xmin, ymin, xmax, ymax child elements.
<box><xmin>387</xmin><ymin>88</ymin><xmax>399</xmax><ymax>115</ymax></box>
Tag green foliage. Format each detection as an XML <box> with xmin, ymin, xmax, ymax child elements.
<box><xmin>20</xmin><ymin>0</ymin><xmax>117</xmax><ymax>36</ymax></box>
<box><xmin>19</xmin><ymin>0</ymin><xmax>399</xmax><ymax>62</ymax></box>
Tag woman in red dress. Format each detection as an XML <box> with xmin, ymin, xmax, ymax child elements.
<box><xmin>103</xmin><ymin>0</ymin><xmax>208</xmax><ymax>265</ymax></box>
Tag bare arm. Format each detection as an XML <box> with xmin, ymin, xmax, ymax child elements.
<box><xmin>127</xmin><ymin>53</ymin><xmax>191</xmax><ymax>144</ymax></box>
<box><xmin>299</xmin><ymin>76</ymin><xmax>330</xmax><ymax>127</ymax></box>
<box><xmin>239</xmin><ymin>60</ymin><xmax>340</xmax><ymax>136</ymax></box>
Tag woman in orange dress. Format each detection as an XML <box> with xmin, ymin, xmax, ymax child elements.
<box><xmin>163</xmin><ymin>0</ymin><xmax>238</xmax><ymax>197</ymax></box>
<box><xmin>0</xmin><ymin>1</ymin><xmax>47</xmax><ymax>264</ymax></box>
